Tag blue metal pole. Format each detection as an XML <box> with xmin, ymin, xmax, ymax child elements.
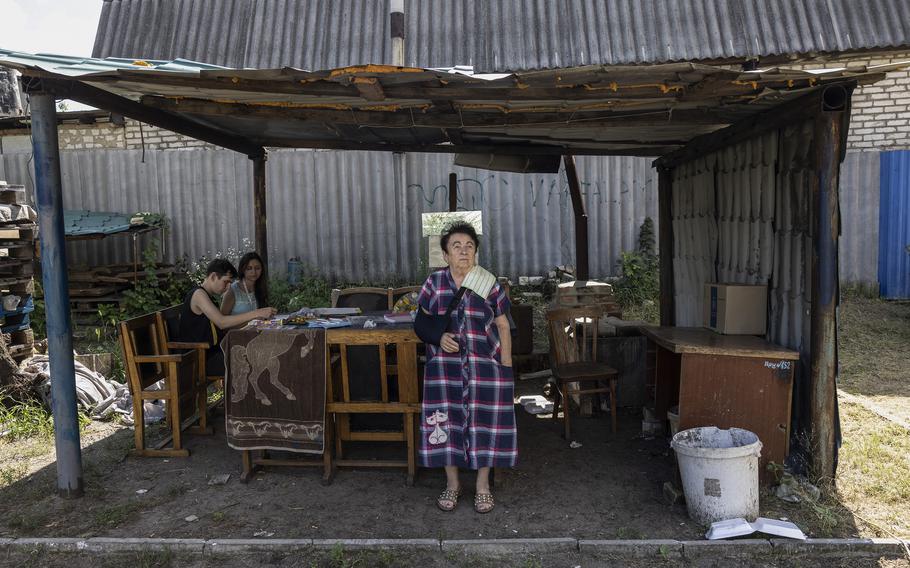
<box><xmin>30</xmin><ymin>92</ymin><xmax>84</xmax><ymax>498</ymax></box>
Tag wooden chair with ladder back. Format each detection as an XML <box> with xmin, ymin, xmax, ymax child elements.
<box><xmin>325</xmin><ymin>327</ymin><xmax>421</xmax><ymax>485</ymax></box>
<box><xmin>546</xmin><ymin>306</ymin><xmax>619</xmax><ymax>439</ymax></box>
<box><xmin>330</xmin><ymin>287</ymin><xmax>392</xmax><ymax>312</ymax></box>
<box><xmin>156</xmin><ymin>305</ymin><xmax>223</xmax><ymax>434</ymax></box>
<box><xmin>118</xmin><ymin>312</ymin><xmax>198</xmax><ymax>457</ymax></box>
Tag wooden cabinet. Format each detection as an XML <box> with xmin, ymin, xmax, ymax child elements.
<box><xmin>642</xmin><ymin>327</ymin><xmax>799</xmax><ymax>481</ymax></box>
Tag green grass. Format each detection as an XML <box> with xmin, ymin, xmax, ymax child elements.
<box><xmin>0</xmin><ymin>400</ymin><xmax>92</xmax><ymax>443</ymax></box>
<box><xmin>0</xmin><ymin>402</ymin><xmax>57</xmax><ymax>441</ymax></box>
<box><xmin>836</xmin><ymin>402</ymin><xmax>910</xmax><ymax>537</ymax></box>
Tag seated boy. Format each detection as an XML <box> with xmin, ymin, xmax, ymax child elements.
<box><xmin>177</xmin><ymin>259</ymin><xmax>277</xmax><ymax>376</ymax></box>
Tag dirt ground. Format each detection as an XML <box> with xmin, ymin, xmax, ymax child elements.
<box><xmin>1</xmin><ymin>296</ymin><xmax>907</xmax><ymax>553</ymax></box>
<box><xmin>0</xmin><ymin>375</ymin><xmax>702</xmax><ymax>541</ymax></box>
<box><xmin>0</xmin><ymin>372</ymin><xmax>877</xmax><ymax>544</ymax></box>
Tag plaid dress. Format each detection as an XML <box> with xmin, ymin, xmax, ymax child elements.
<box><xmin>417</xmin><ymin>268</ymin><xmax>518</xmax><ymax>469</ymax></box>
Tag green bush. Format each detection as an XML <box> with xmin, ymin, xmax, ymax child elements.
<box><xmin>614</xmin><ymin>217</ymin><xmax>659</xmax><ymax>309</ymax></box>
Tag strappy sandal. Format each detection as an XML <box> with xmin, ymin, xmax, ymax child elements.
<box><xmin>436</xmin><ymin>488</ymin><xmax>461</xmax><ymax>512</ymax></box>
<box><xmin>474</xmin><ymin>492</ymin><xmax>495</xmax><ymax>514</ymax></box>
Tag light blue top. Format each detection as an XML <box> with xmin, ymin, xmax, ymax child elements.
<box><xmin>229</xmin><ymin>280</ymin><xmax>258</xmax><ymax>315</ymax></box>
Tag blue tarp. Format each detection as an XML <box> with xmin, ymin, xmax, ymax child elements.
<box><xmin>63</xmin><ymin>210</ymin><xmax>136</xmax><ymax>237</ymax></box>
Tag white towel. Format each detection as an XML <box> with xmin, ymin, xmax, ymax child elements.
<box><xmin>461</xmin><ymin>265</ymin><xmax>497</xmax><ymax>300</ymax></box>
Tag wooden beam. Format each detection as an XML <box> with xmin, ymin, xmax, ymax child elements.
<box><xmin>278</xmin><ymin>139</ymin><xmax>666</xmax><ymax>156</ymax></box>
<box><xmin>563</xmin><ymin>155</ymin><xmax>589</xmax><ymax>280</ymax></box>
<box><xmin>448</xmin><ymin>173</ymin><xmax>457</xmax><ymax>212</ymax></box>
<box><xmin>657</xmin><ymin>167</ymin><xmax>675</xmax><ymax>326</ymax></box>
<box><xmin>26</xmin><ymin>77</ymin><xmax>264</xmax><ymax>158</ymax></box>
<box><xmin>98</xmin><ymin>72</ymin><xmax>696</xmax><ymax>101</ymax></box>
<box><xmin>354</xmin><ymin>77</ymin><xmax>386</xmax><ymax>101</ymax></box>
<box><xmin>140</xmin><ymin>95</ymin><xmax>738</xmax><ymax>129</ymax></box>
<box><xmin>653</xmin><ymin>82</ymin><xmax>857</xmax><ymax>169</ymax></box>
<box><xmin>808</xmin><ymin>88</ymin><xmax>848</xmax><ymax>481</ymax></box>
<box><xmin>252</xmin><ymin>154</ymin><xmax>269</xmax><ymax>280</ymax></box>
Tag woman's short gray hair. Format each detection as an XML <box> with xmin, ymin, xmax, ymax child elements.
<box><xmin>439</xmin><ymin>221</ymin><xmax>480</xmax><ymax>252</ymax></box>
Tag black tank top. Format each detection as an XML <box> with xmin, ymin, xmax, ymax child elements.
<box><xmin>177</xmin><ymin>286</ymin><xmax>216</xmax><ymax>345</ymax></box>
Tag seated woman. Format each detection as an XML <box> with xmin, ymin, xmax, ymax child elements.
<box><xmin>220</xmin><ymin>252</ymin><xmax>267</xmax><ymax>316</ymax></box>
<box><xmin>178</xmin><ymin>258</ymin><xmax>276</xmax><ymax>376</ymax></box>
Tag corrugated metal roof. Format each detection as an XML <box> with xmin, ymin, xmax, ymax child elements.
<box><xmin>91</xmin><ymin>0</ymin><xmax>910</xmax><ymax>72</ymax></box>
<box><xmin>878</xmin><ymin>150</ymin><xmax>910</xmax><ymax>299</ymax></box>
<box><xmin>472</xmin><ymin>0</ymin><xmax>910</xmax><ymax>71</ymax></box>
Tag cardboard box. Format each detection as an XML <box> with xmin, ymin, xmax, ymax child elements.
<box><xmin>704</xmin><ymin>283</ymin><xmax>767</xmax><ymax>335</ymax></box>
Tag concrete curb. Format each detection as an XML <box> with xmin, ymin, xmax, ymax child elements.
<box><xmin>1</xmin><ymin>536</ymin><xmax>906</xmax><ymax>561</ymax></box>
<box><xmin>580</xmin><ymin>539</ymin><xmax>683</xmax><ymax>560</ymax></box>
<box><xmin>441</xmin><ymin>537</ymin><xmax>576</xmax><ymax>554</ymax></box>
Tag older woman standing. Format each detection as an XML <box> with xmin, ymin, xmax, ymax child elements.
<box><xmin>417</xmin><ymin>221</ymin><xmax>515</xmax><ymax>514</ymax></box>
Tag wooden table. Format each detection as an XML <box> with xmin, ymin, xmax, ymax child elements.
<box><xmin>641</xmin><ymin>326</ymin><xmax>800</xmax><ymax>477</ymax></box>
<box><xmin>226</xmin><ymin>323</ymin><xmax>421</xmax><ymax>485</ymax></box>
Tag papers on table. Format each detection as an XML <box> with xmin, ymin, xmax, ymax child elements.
<box><xmin>306</xmin><ymin>318</ymin><xmax>351</xmax><ymax>329</ymax></box>
<box><xmin>383</xmin><ymin>312</ymin><xmax>415</xmax><ymax>324</ymax></box>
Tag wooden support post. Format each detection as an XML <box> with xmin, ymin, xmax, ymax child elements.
<box><xmin>809</xmin><ymin>85</ymin><xmax>849</xmax><ymax>481</ymax></box>
<box><xmin>252</xmin><ymin>153</ymin><xmax>269</xmax><ymax>295</ymax></box>
<box><xmin>448</xmin><ymin>172</ymin><xmax>457</xmax><ymax>212</ymax></box>
<box><xmin>563</xmin><ymin>155</ymin><xmax>589</xmax><ymax>280</ymax></box>
<box><xmin>657</xmin><ymin>167</ymin><xmax>675</xmax><ymax>326</ymax></box>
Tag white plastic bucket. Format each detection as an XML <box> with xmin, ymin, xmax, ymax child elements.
<box><xmin>671</xmin><ymin>427</ymin><xmax>762</xmax><ymax>525</ymax></box>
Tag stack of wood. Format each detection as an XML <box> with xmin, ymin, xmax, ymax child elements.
<box><xmin>554</xmin><ymin>280</ymin><xmax>622</xmax><ymax>317</ymax></box>
<box><xmin>0</xmin><ymin>182</ymin><xmax>37</xmax><ymax>363</ymax></box>
<box><xmin>68</xmin><ymin>263</ymin><xmax>176</xmax><ymax>326</ymax></box>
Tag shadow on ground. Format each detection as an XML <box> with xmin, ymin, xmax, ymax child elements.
<box><xmin>0</xmin><ymin>375</ymin><xmax>860</xmax><ymax>541</ymax></box>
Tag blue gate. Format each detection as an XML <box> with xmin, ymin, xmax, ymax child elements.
<box><xmin>879</xmin><ymin>151</ymin><xmax>910</xmax><ymax>299</ymax></box>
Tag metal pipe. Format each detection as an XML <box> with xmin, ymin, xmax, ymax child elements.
<box><xmin>390</xmin><ymin>0</ymin><xmax>405</xmax><ymax>67</ymax></box>
<box><xmin>562</xmin><ymin>155</ymin><xmax>589</xmax><ymax>280</ymax></box>
<box><xmin>30</xmin><ymin>92</ymin><xmax>84</xmax><ymax>498</ymax></box>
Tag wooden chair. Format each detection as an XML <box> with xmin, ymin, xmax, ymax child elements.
<box><xmin>325</xmin><ymin>328</ymin><xmax>421</xmax><ymax>485</ymax></box>
<box><xmin>118</xmin><ymin>312</ymin><xmax>197</xmax><ymax>457</ymax></box>
<box><xmin>546</xmin><ymin>306</ymin><xmax>619</xmax><ymax>439</ymax></box>
<box><xmin>331</xmin><ymin>287</ymin><xmax>391</xmax><ymax>312</ymax></box>
<box><xmin>156</xmin><ymin>305</ymin><xmax>222</xmax><ymax>434</ymax></box>
<box><xmin>389</xmin><ymin>286</ymin><xmax>421</xmax><ymax>310</ymax></box>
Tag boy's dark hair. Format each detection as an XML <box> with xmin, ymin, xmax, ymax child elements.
<box><xmin>439</xmin><ymin>221</ymin><xmax>480</xmax><ymax>252</ymax></box>
<box><xmin>206</xmin><ymin>258</ymin><xmax>237</xmax><ymax>279</ymax></box>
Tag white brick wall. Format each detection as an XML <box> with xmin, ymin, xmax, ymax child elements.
<box><xmin>790</xmin><ymin>50</ymin><xmax>910</xmax><ymax>151</ymax></box>
<box><xmin>0</xmin><ymin>118</ymin><xmax>215</xmax><ymax>153</ymax></box>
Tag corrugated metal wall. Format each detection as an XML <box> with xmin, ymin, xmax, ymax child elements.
<box><xmin>0</xmin><ymin>149</ymin><xmax>658</xmax><ymax>283</ymax></box>
<box><xmin>879</xmin><ymin>150</ymin><xmax>910</xmax><ymax>299</ymax></box>
<box><xmin>669</xmin><ymin>124</ymin><xmax>814</xmax><ymax>356</ymax></box>
<box><xmin>839</xmin><ymin>152</ymin><xmax>880</xmax><ymax>290</ymax></box>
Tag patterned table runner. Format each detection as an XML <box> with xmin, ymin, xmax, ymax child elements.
<box><xmin>223</xmin><ymin>327</ymin><xmax>326</xmax><ymax>454</ymax></box>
